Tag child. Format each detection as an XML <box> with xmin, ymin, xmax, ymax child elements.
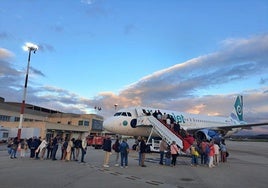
<box><xmin>190</xmin><ymin>144</ymin><xmax>199</xmax><ymax>166</ymax></box>
<box><xmin>165</xmin><ymin>146</ymin><xmax>171</xmax><ymax>166</ymax></box>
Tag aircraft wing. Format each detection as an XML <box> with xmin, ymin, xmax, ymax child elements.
<box><xmin>185</xmin><ymin>122</ymin><xmax>268</xmax><ymax>132</ymax></box>
<box><xmin>221</xmin><ymin>122</ymin><xmax>268</xmax><ymax>130</ymax></box>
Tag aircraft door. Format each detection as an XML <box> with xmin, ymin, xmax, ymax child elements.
<box><xmin>130</xmin><ymin>119</ymin><xmax>137</xmax><ymax>128</ymax></box>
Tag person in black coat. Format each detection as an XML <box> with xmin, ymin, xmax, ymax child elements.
<box><xmin>74</xmin><ymin>136</ymin><xmax>82</xmax><ymax>161</ymax></box>
<box><xmin>139</xmin><ymin>137</ymin><xmax>147</xmax><ymax>167</ymax></box>
<box><xmin>46</xmin><ymin>138</ymin><xmax>53</xmax><ymax>159</ymax></box>
<box><xmin>29</xmin><ymin>137</ymin><xmax>39</xmax><ymax>159</ymax></box>
<box><xmin>102</xmin><ymin>135</ymin><xmax>112</xmax><ymax>167</ymax></box>
<box><xmin>51</xmin><ymin>135</ymin><xmax>60</xmax><ymax>160</ymax></box>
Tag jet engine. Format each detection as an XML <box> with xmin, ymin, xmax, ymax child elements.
<box><xmin>195</xmin><ymin>129</ymin><xmax>222</xmax><ymax>143</ymax></box>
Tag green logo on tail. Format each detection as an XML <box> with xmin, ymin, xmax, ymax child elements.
<box><xmin>234</xmin><ymin>96</ymin><xmax>243</xmax><ymax>121</ymax></box>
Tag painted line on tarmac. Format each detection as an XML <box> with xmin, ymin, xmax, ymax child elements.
<box><xmin>81</xmin><ymin>163</ymin><xmax>180</xmax><ymax>188</ymax></box>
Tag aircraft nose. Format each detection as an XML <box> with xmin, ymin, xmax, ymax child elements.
<box><xmin>103</xmin><ymin>118</ymin><xmax>112</xmax><ymax>131</ymax></box>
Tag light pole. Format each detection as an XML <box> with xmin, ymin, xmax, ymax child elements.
<box><xmin>17</xmin><ymin>42</ymin><xmax>38</xmax><ymax>140</ymax></box>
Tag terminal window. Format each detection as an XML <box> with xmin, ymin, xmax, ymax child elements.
<box><xmin>92</xmin><ymin>119</ymin><xmax>103</xmax><ymax>131</ymax></box>
<box><xmin>78</xmin><ymin>120</ymin><xmax>89</xmax><ymax>126</ymax></box>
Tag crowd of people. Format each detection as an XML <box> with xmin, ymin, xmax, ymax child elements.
<box><xmin>6</xmin><ymin>133</ymin><xmax>228</xmax><ymax>169</ymax></box>
<box><xmin>5</xmin><ymin>134</ymin><xmax>156</xmax><ymax>169</ymax></box>
<box><xmin>158</xmin><ymin>138</ymin><xmax>228</xmax><ymax>168</ymax></box>
<box><xmin>101</xmin><ymin>135</ymin><xmax>148</xmax><ymax>168</ymax></box>
<box><xmin>148</xmin><ymin>109</ymin><xmax>228</xmax><ymax>168</ymax></box>
<box><xmin>144</xmin><ymin>109</ymin><xmax>195</xmax><ymax>143</ymax></box>
<box><xmin>7</xmin><ymin>135</ymin><xmax>87</xmax><ymax>163</ymax></box>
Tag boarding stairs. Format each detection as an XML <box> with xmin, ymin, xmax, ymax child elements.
<box><xmin>147</xmin><ymin>116</ymin><xmax>183</xmax><ymax>148</ymax></box>
<box><xmin>135</xmin><ymin>107</ymin><xmax>191</xmax><ymax>151</ymax></box>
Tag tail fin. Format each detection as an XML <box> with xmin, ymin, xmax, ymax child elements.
<box><xmin>234</xmin><ymin>95</ymin><xmax>243</xmax><ymax>121</ymax></box>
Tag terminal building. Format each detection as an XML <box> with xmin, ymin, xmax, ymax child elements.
<box><xmin>0</xmin><ymin>97</ymin><xmax>104</xmax><ymax>141</ymax></box>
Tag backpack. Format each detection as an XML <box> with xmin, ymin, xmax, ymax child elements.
<box><xmin>112</xmin><ymin>142</ymin><xmax>120</xmax><ymax>152</ymax></box>
<box><xmin>165</xmin><ymin>151</ymin><xmax>171</xmax><ymax>158</ymax></box>
<box><xmin>120</xmin><ymin>142</ymin><xmax>129</xmax><ymax>153</ymax></box>
<box><xmin>145</xmin><ymin>144</ymin><xmax>151</xmax><ymax>153</ymax></box>
<box><xmin>112</xmin><ymin>143</ymin><xmax>116</xmax><ymax>150</ymax></box>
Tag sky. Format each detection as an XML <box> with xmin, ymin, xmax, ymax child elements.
<box><xmin>1</xmin><ymin>0</ymin><xmax>268</xmax><ymax>134</ymax></box>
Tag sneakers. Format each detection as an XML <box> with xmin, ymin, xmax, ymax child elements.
<box><xmin>103</xmin><ymin>164</ymin><xmax>109</xmax><ymax>168</ymax></box>
<box><xmin>115</xmin><ymin>164</ymin><xmax>119</xmax><ymax>167</ymax></box>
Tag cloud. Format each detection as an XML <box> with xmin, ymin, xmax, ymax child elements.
<box><xmin>1</xmin><ymin>34</ymin><xmax>268</xmax><ymax>126</ymax></box>
<box><xmin>119</xmin><ymin>34</ymin><xmax>268</xmax><ymax>104</ymax></box>
<box><xmin>0</xmin><ymin>47</ymin><xmax>46</xmax><ymax>102</ymax></box>
<box><xmin>100</xmin><ymin>34</ymin><xmax>268</xmax><ymax>123</ymax></box>
<box><xmin>0</xmin><ymin>56</ymin><xmax>23</xmax><ymax>102</ymax></box>
<box><xmin>29</xmin><ymin>67</ymin><xmax>45</xmax><ymax>77</ymax></box>
<box><xmin>0</xmin><ymin>48</ymin><xmax>13</xmax><ymax>58</ymax></box>
<box><xmin>259</xmin><ymin>77</ymin><xmax>268</xmax><ymax>85</ymax></box>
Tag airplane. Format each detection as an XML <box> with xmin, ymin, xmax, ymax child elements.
<box><xmin>103</xmin><ymin>96</ymin><xmax>268</xmax><ymax>150</ymax></box>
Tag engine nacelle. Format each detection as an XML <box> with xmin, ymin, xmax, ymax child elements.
<box><xmin>195</xmin><ymin>129</ymin><xmax>222</xmax><ymax>143</ymax></box>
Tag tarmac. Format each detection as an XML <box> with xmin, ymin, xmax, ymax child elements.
<box><xmin>0</xmin><ymin>140</ymin><xmax>267</xmax><ymax>188</ymax></box>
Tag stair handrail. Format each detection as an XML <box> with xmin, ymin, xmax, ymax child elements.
<box><xmin>147</xmin><ymin>116</ymin><xmax>183</xmax><ymax>148</ymax></box>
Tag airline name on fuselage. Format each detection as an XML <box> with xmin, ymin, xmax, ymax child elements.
<box><xmin>171</xmin><ymin>113</ymin><xmax>186</xmax><ymax>124</ymax></box>
<box><xmin>144</xmin><ymin>108</ymin><xmax>186</xmax><ymax>124</ymax></box>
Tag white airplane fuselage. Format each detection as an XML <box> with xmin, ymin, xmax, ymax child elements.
<box><xmin>103</xmin><ymin>106</ymin><xmax>242</xmax><ymax>138</ymax></box>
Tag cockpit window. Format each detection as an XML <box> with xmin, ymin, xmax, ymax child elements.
<box><xmin>114</xmin><ymin>112</ymin><xmax>132</xmax><ymax>117</ymax></box>
<box><xmin>114</xmin><ymin>112</ymin><xmax>122</xmax><ymax>116</ymax></box>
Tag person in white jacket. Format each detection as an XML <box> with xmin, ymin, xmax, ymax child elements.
<box><xmin>36</xmin><ymin>138</ymin><xmax>47</xmax><ymax>160</ymax></box>
<box><xmin>65</xmin><ymin>138</ymin><xmax>73</xmax><ymax>161</ymax></box>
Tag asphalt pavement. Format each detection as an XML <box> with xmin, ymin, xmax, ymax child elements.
<box><xmin>0</xmin><ymin>140</ymin><xmax>267</xmax><ymax>188</ymax></box>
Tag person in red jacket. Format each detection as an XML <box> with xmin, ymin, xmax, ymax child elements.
<box><xmin>208</xmin><ymin>140</ymin><xmax>215</xmax><ymax>168</ymax></box>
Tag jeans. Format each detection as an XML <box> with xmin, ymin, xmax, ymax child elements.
<box><xmin>138</xmin><ymin>152</ymin><xmax>142</xmax><ymax>165</ymax></box>
<box><xmin>10</xmin><ymin>148</ymin><xmax>17</xmax><ymax>158</ymax></box>
<box><xmin>81</xmin><ymin>148</ymin><xmax>86</xmax><ymax>162</ymax></box>
<box><xmin>159</xmin><ymin>151</ymin><xmax>165</xmax><ymax>164</ymax></box>
<box><xmin>51</xmin><ymin>145</ymin><xmax>58</xmax><ymax>160</ymax></box>
<box><xmin>46</xmin><ymin>148</ymin><xmax>52</xmax><ymax>159</ymax></box>
<box><xmin>120</xmin><ymin>152</ymin><xmax>128</xmax><ymax>167</ymax></box>
<box><xmin>71</xmin><ymin>149</ymin><xmax>75</xmax><ymax>160</ymax></box>
<box><xmin>200</xmin><ymin>153</ymin><xmax>208</xmax><ymax>164</ymax></box>
<box><xmin>165</xmin><ymin>158</ymin><xmax>171</xmax><ymax>166</ymax></box>
<box><xmin>191</xmin><ymin>155</ymin><xmax>198</xmax><ymax>165</ymax></box>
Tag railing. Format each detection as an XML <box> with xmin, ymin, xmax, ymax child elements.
<box><xmin>134</xmin><ymin>107</ymin><xmax>192</xmax><ymax>151</ymax></box>
<box><xmin>147</xmin><ymin>116</ymin><xmax>183</xmax><ymax>148</ymax></box>
<box><xmin>147</xmin><ymin>116</ymin><xmax>192</xmax><ymax>151</ymax></box>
